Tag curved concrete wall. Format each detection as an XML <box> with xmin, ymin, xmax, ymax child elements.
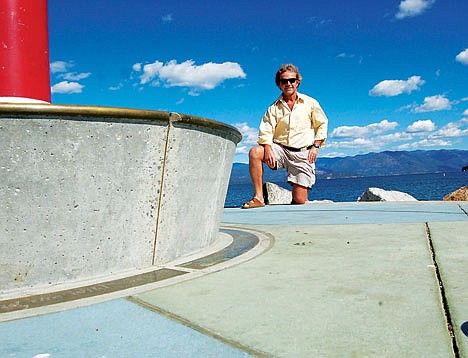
<box><xmin>0</xmin><ymin>104</ymin><xmax>241</xmax><ymax>294</ymax></box>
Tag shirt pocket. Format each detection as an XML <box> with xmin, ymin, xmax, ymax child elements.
<box><xmin>292</xmin><ymin>106</ymin><xmax>312</xmax><ymax>132</ymax></box>
<box><xmin>275</xmin><ymin>113</ymin><xmax>290</xmax><ymax>134</ymax></box>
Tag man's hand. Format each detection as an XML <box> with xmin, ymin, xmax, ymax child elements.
<box><xmin>263</xmin><ymin>144</ymin><xmax>276</xmax><ymax>169</ymax></box>
<box><xmin>308</xmin><ymin>147</ymin><xmax>319</xmax><ymax>163</ymax></box>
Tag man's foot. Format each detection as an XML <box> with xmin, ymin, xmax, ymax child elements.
<box><xmin>241</xmin><ymin>197</ymin><xmax>265</xmax><ymax>209</ymax></box>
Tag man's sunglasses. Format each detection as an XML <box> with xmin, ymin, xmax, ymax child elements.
<box><xmin>279</xmin><ymin>78</ymin><xmax>297</xmax><ymax>85</ymax></box>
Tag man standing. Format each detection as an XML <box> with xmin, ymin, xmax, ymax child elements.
<box><xmin>242</xmin><ymin>64</ymin><xmax>328</xmax><ymax>208</ymax></box>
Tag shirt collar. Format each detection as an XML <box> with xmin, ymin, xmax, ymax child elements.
<box><xmin>275</xmin><ymin>92</ymin><xmax>305</xmax><ymax>105</ymax></box>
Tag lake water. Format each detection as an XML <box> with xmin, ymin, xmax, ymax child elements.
<box><xmin>225</xmin><ymin>171</ymin><xmax>468</xmax><ymax>208</ymax></box>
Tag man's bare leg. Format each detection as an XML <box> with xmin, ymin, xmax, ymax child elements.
<box><xmin>292</xmin><ymin>184</ymin><xmax>308</xmax><ymax>204</ymax></box>
<box><xmin>248</xmin><ymin>145</ymin><xmax>265</xmax><ymax>202</ymax></box>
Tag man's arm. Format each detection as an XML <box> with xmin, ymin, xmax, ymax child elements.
<box><xmin>309</xmin><ymin>103</ymin><xmax>328</xmax><ymax>163</ymax></box>
<box><xmin>258</xmin><ymin>108</ymin><xmax>277</xmax><ymax>168</ymax></box>
<box><xmin>311</xmin><ymin>105</ymin><xmax>328</xmax><ymax>145</ymax></box>
<box><xmin>262</xmin><ymin>144</ymin><xmax>276</xmax><ymax>168</ymax></box>
<box><xmin>258</xmin><ymin>108</ymin><xmax>276</xmax><ymax>146</ymax></box>
<box><xmin>308</xmin><ymin>139</ymin><xmax>324</xmax><ymax>163</ymax></box>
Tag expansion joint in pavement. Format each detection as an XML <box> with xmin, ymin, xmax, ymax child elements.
<box><xmin>457</xmin><ymin>204</ymin><xmax>468</xmax><ymax>217</ymax></box>
<box><xmin>127</xmin><ymin>296</ymin><xmax>270</xmax><ymax>357</ymax></box>
<box><xmin>425</xmin><ymin>222</ymin><xmax>460</xmax><ymax>358</ymax></box>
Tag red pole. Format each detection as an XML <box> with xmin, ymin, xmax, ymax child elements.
<box><xmin>0</xmin><ymin>0</ymin><xmax>51</xmax><ymax>103</ymax></box>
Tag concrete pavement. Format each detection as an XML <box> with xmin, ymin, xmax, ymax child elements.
<box><xmin>1</xmin><ymin>202</ymin><xmax>467</xmax><ymax>357</ymax></box>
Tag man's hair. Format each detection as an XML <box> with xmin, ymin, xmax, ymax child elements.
<box><xmin>275</xmin><ymin>64</ymin><xmax>302</xmax><ymax>86</ymax></box>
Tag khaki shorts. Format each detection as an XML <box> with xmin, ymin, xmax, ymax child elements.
<box><xmin>270</xmin><ymin>142</ymin><xmax>316</xmax><ymax>188</ymax></box>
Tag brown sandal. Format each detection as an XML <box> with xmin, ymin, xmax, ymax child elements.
<box><xmin>241</xmin><ymin>197</ymin><xmax>265</xmax><ymax>209</ymax></box>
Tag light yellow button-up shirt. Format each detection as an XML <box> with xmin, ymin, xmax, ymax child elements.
<box><xmin>258</xmin><ymin>92</ymin><xmax>328</xmax><ymax>148</ymax></box>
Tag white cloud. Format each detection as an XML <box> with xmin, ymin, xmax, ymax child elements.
<box><xmin>331</xmin><ymin>119</ymin><xmax>398</xmax><ymax>138</ymax></box>
<box><xmin>51</xmin><ymin>81</ymin><xmax>83</xmax><ymax>94</ymax></box>
<box><xmin>336</xmin><ymin>53</ymin><xmax>355</xmax><ymax>59</ymax></box>
<box><xmin>395</xmin><ymin>0</ymin><xmax>435</xmax><ymax>19</ymax></box>
<box><xmin>336</xmin><ymin>52</ymin><xmax>364</xmax><ymax>64</ymax></box>
<box><xmin>414</xmin><ymin>94</ymin><xmax>452</xmax><ymax>112</ymax></box>
<box><xmin>396</xmin><ymin>104</ymin><xmax>415</xmax><ymax>112</ymax></box>
<box><xmin>162</xmin><ymin>14</ymin><xmax>173</xmax><ymax>24</ymax></box>
<box><xmin>397</xmin><ymin>138</ymin><xmax>451</xmax><ymax>150</ymax></box>
<box><xmin>234</xmin><ymin>122</ymin><xmax>258</xmax><ymax>145</ymax></box>
<box><xmin>61</xmin><ymin>72</ymin><xmax>91</xmax><ymax>81</ymax></box>
<box><xmin>329</xmin><ymin>130</ymin><xmax>421</xmax><ymax>153</ymax></box>
<box><xmin>235</xmin><ymin>146</ymin><xmax>250</xmax><ymax>155</ymax></box>
<box><xmin>329</xmin><ymin>113</ymin><xmax>467</xmax><ymax>155</ymax></box>
<box><xmin>50</xmin><ymin>61</ymin><xmax>90</xmax><ymax>94</ymax></box>
<box><xmin>463</xmin><ymin>109</ymin><xmax>468</xmax><ymax>116</ymax></box>
<box><xmin>233</xmin><ymin>122</ymin><xmax>258</xmax><ymax>153</ymax></box>
<box><xmin>430</xmin><ymin>118</ymin><xmax>468</xmax><ymax>138</ymax></box>
<box><xmin>369</xmin><ymin>76</ymin><xmax>425</xmax><ymax>96</ymax></box>
<box><xmin>455</xmin><ymin>48</ymin><xmax>468</xmax><ymax>65</ymax></box>
<box><xmin>327</xmin><ymin>137</ymin><xmax>377</xmax><ymax>150</ymax></box>
<box><xmin>109</xmin><ymin>83</ymin><xmax>123</xmax><ymax>91</ymax></box>
<box><xmin>322</xmin><ymin>151</ymin><xmax>347</xmax><ymax>158</ymax></box>
<box><xmin>134</xmin><ymin>59</ymin><xmax>246</xmax><ymax>93</ymax></box>
<box><xmin>307</xmin><ymin>17</ymin><xmax>332</xmax><ymax>28</ymax></box>
<box><xmin>406</xmin><ymin>119</ymin><xmax>436</xmax><ymax>132</ymax></box>
<box><xmin>378</xmin><ymin>131</ymin><xmax>414</xmax><ymax>142</ymax></box>
<box><xmin>50</xmin><ymin>60</ymin><xmax>74</xmax><ymax>73</ymax></box>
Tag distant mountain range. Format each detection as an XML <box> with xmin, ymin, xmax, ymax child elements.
<box><xmin>230</xmin><ymin>149</ymin><xmax>468</xmax><ymax>184</ymax></box>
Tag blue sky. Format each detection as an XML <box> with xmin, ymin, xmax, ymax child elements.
<box><xmin>48</xmin><ymin>0</ymin><xmax>467</xmax><ymax>163</ymax></box>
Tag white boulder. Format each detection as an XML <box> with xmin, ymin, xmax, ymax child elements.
<box><xmin>358</xmin><ymin>187</ymin><xmax>417</xmax><ymax>202</ymax></box>
<box><xmin>263</xmin><ymin>182</ymin><xmax>292</xmax><ymax>205</ymax></box>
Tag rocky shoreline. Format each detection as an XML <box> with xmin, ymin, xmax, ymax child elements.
<box><xmin>262</xmin><ymin>182</ymin><xmax>468</xmax><ymax>205</ymax></box>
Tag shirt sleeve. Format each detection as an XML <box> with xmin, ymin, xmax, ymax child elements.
<box><xmin>312</xmin><ymin>103</ymin><xmax>328</xmax><ymax>145</ymax></box>
<box><xmin>257</xmin><ymin>107</ymin><xmax>276</xmax><ymax>145</ymax></box>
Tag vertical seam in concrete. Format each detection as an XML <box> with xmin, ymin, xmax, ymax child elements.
<box><xmin>457</xmin><ymin>204</ymin><xmax>468</xmax><ymax>217</ymax></box>
<box><xmin>152</xmin><ymin>115</ymin><xmax>173</xmax><ymax>265</ymax></box>
<box><xmin>425</xmin><ymin>222</ymin><xmax>460</xmax><ymax>357</ymax></box>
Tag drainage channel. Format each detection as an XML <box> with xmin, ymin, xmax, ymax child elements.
<box><xmin>425</xmin><ymin>222</ymin><xmax>460</xmax><ymax>357</ymax></box>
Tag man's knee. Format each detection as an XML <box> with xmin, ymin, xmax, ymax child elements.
<box><xmin>291</xmin><ymin>196</ymin><xmax>307</xmax><ymax>205</ymax></box>
<box><xmin>292</xmin><ymin>185</ymin><xmax>308</xmax><ymax>204</ymax></box>
<box><xmin>249</xmin><ymin>145</ymin><xmax>264</xmax><ymax>160</ymax></box>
